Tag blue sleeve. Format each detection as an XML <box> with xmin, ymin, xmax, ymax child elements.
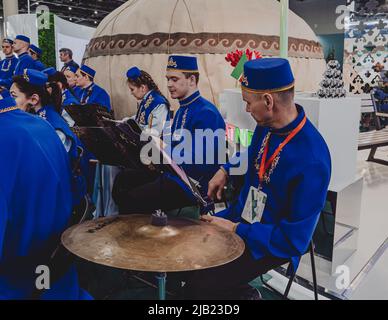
<box><xmin>0</xmin><ymin>189</ymin><xmax>8</xmax><ymax>260</ymax></box>
<box><xmin>34</xmin><ymin>61</ymin><xmax>46</xmax><ymax>71</ymax></box>
<box><xmin>96</xmin><ymin>90</ymin><xmax>111</xmax><ymax>111</ymax></box>
<box><xmin>14</xmin><ymin>58</ymin><xmax>36</xmax><ymax>76</ymax></box>
<box><xmin>236</xmin><ymin>161</ymin><xmax>330</xmax><ymax>259</ymax></box>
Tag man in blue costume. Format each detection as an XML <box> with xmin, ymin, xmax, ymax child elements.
<box><xmin>0</xmin><ymin>93</ymin><xmax>91</xmax><ymax>300</ymax></box>
<box><xmin>29</xmin><ymin>44</ymin><xmax>46</xmax><ymax>71</ymax></box>
<box><xmin>112</xmin><ymin>55</ymin><xmax>225</xmax><ymax>214</ymax></box>
<box><xmin>0</xmin><ymin>39</ymin><xmax>18</xmax><ymax>90</ymax></box>
<box><xmin>184</xmin><ymin>58</ymin><xmax>332</xmax><ymax>299</ymax></box>
<box><xmin>59</xmin><ymin>48</ymin><xmax>79</xmax><ymax>73</ymax></box>
<box><xmin>76</xmin><ymin>65</ymin><xmax>111</xmax><ymax>111</ymax></box>
<box><xmin>12</xmin><ymin>35</ymin><xmax>37</xmax><ymax>76</ymax></box>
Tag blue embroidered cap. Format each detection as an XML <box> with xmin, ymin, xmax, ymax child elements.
<box><xmin>3</xmin><ymin>38</ymin><xmax>14</xmax><ymax>45</ymax></box>
<box><xmin>65</xmin><ymin>65</ymin><xmax>79</xmax><ymax>74</ymax></box>
<box><xmin>241</xmin><ymin>58</ymin><xmax>295</xmax><ymax>94</ymax></box>
<box><xmin>42</xmin><ymin>67</ymin><xmax>57</xmax><ymax>77</ymax></box>
<box><xmin>22</xmin><ymin>69</ymin><xmax>48</xmax><ymax>87</ymax></box>
<box><xmin>126</xmin><ymin>66</ymin><xmax>142</xmax><ymax>80</ymax></box>
<box><xmin>80</xmin><ymin>65</ymin><xmax>96</xmax><ymax>79</ymax></box>
<box><xmin>15</xmin><ymin>35</ymin><xmax>31</xmax><ymax>44</ymax></box>
<box><xmin>29</xmin><ymin>44</ymin><xmax>42</xmax><ymax>56</ymax></box>
<box><xmin>166</xmin><ymin>55</ymin><xmax>199</xmax><ymax>73</ymax></box>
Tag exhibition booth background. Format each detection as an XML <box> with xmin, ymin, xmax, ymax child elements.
<box><xmin>2</xmin><ymin>13</ymin><xmax>95</xmax><ymax>69</ymax></box>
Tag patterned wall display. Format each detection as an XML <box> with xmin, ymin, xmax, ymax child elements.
<box><xmin>344</xmin><ymin>0</ymin><xmax>387</xmax><ymax>94</ymax></box>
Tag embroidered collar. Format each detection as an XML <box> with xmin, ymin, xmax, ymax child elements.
<box><xmin>0</xmin><ymin>106</ymin><xmax>18</xmax><ymax>114</ymax></box>
<box><xmin>84</xmin><ymin>83</ymin><xmax>95</xmax><ymax>91</ymax></box>
<box><xmin>179</xmin><ymin>91</ymin><xmax>201</xmax><ymax>107</ymax></box>
<box><xmin>143</xmin><ymin>91</ymin><xmax>155</xmax><ymax>109</ymax></box>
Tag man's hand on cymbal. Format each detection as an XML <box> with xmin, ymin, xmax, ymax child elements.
<box><xmin>201</xmin><ymin>215</ymin><xmax>237</xmax><ymax>232</ymax></box>
<box><xmin>207</xmin><ymin>168</ymin><xmax>228</xmax><ymax>201</ymax></box>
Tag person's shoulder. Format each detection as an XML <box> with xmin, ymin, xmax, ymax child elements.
<box><xmin>150</xmin><ymin>91</ymin><xmax>167</xmax><ymax>105</ymax></box>
<box><xmin>35</xmin><ymin>60</ymin><xmax>45</xmax><ymax>67</ymax></box>
<box><xmin>296</xmin><ymin>118</ymin><xmax>331</xmax><ymax>167</ymax></box>
<box><xmin>22</xmin><ymin>54</ymin><xmax>34</xmax><ymax>61</ymax></box>
<box><xmin>198</xmin><ymin>96</ymin><xmax>223</xmax><ymax>118</ymax></box>
<box><xmin>70</xmin><ymin>60</ymin><xmax>79</xmax><ymax>68</ymax></box>
<box><xmin>94</xmin><ymin>83</ymin><xmax>109</xmax><ymax>95</ymax></box>
<box><xmin>196</xmin><ymin>95</ymin><xmax>215</xmax><ymax>110</ymax></box>
<box><xmin>0</xmin><ymin>110</ymin><xmax>54</xmax><ymax>141</ymax></box>
<box><xmin>42</xmin><ymin>106</ymin><xmax>64</xmax><ymax>122</ymax></box>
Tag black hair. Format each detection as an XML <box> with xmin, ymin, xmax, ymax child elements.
<box><xmin>128</xmin><ymin>70</ymin><xmax>171</xmax><ymax>108</ymax></box>
<box><xmin>48</xmin><ymin>70</ymin><xmax>78</xmax><ymax>99</ymax></box>
<box><xmin>48</xmin><ymin>71</ymin><xmax>69</xmax><ymax>90</ymax></box>
<box><xmin>80</xmin><ymin>70</ymin><xmax>94</xmax><ymax>82</ymax></box>
<box><xmin>59</xmin><ymin>48</ymin><xmax>73</xmax><ymax>59</ymax></box>
<box><xmin>183</xmin><ymin>72</ymin><xmax>200</xmax><ymax>85</ymax></box>
<box><xmin>29</xmin><ymin>49</ymin><xmax>40</xmax><ymax>59</ymax></box>
<box><xmin>12</xmin><ymin>75</ymin><xmax>63</xmax><ymax>114</ymax></box>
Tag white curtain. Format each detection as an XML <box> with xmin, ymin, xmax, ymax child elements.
<box><xmin>54</xmin><ymin>16</ymin><xmax>96</xmax><ymax>69</ymax></box>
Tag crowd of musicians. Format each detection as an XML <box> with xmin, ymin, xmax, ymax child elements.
<box><xmin>0</xmin><ymin>34</ymin><xmax>331</xmax><ymax>300</ymax></box>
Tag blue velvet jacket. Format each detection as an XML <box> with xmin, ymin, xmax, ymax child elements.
<box><xmin>0</xmin><ymin>105</ymin><xmax>89</xmax><ymax>299</ymax></box>
<box><xmin>217</xmin><ymin>105</ymin><xmax>331</xmax><ymax>274</ymax></box>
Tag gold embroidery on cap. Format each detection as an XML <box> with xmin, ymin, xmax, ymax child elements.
<box><xmin>241</xmin><ymin>75</ymin><xmax>249</xmax><ymax>87</ymax></box>
<box><xmin>167</xmin><ymin>58</ymin><xmax>178</xmax><ymax>68</ymax></box>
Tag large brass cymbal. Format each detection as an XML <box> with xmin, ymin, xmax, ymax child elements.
<box><xmin>62</xmin><ymin>215</ymin><xmax>245</xmax><ymax>273</ymax></box>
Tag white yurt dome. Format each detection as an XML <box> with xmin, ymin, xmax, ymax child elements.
<box><xmin>84</xmin><ymin>0</ymin><xmax>326</xmax><ymax>119</ymax></box>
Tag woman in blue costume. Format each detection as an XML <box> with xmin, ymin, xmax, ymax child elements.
<box><xmin>94</xmin><ymin>67</ymin><xmax>172</xmax><ymax>217</ymax></box>
<box><xmin>63</xmin><ymin>65</ymin><xmax>82</xmax><ymax>100</ymax></box>
<box><xmin>43</xmin><ymin>67</ymin><xmax>80</xmax><ymax>108</ymax></box>
<box><xmin>126</xmin><ymin>66</ymin><xmax>171</xmax><ymax>133</ymax></box>
<box><xmin>0</xmin><ymin>93</ymin><xmax>91</xmax><ymax>300</ymax></box>
<box><xmin>42</xmin><ymin>67</ymin><xmax>80</xmax><ymax>127</ymax></box>
<box><xmin>10</xmin><ymin>69</ymin><xmax>87</xmax><ymax>207</ymax></box>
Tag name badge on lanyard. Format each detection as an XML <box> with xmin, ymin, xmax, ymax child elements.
<box><xmin>242</xmin><ymin>186</ymin><xmax>267</xmax><ymax>224</ymax></box>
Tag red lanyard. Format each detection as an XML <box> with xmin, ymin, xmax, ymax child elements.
<box><xmin>259</xmin><ymin>116</ymin><xmax>307</xmax><ymax>185</ymax></box>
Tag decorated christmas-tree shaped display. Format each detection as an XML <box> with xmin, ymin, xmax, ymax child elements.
<box><xmin>317</xmin><ymin>60</ymin><xmax>347</xmax><ymax>98</ymax></box>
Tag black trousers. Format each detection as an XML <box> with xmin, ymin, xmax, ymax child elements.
<box><xmin>182</xmin><ymin>248</ymin><xmax>289</xmax><ymax>300</ymax></box>
<box><xmin>112</xmin><ymin>168</ymin><xmax>197</xmax><ymax>214</ymax></box>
